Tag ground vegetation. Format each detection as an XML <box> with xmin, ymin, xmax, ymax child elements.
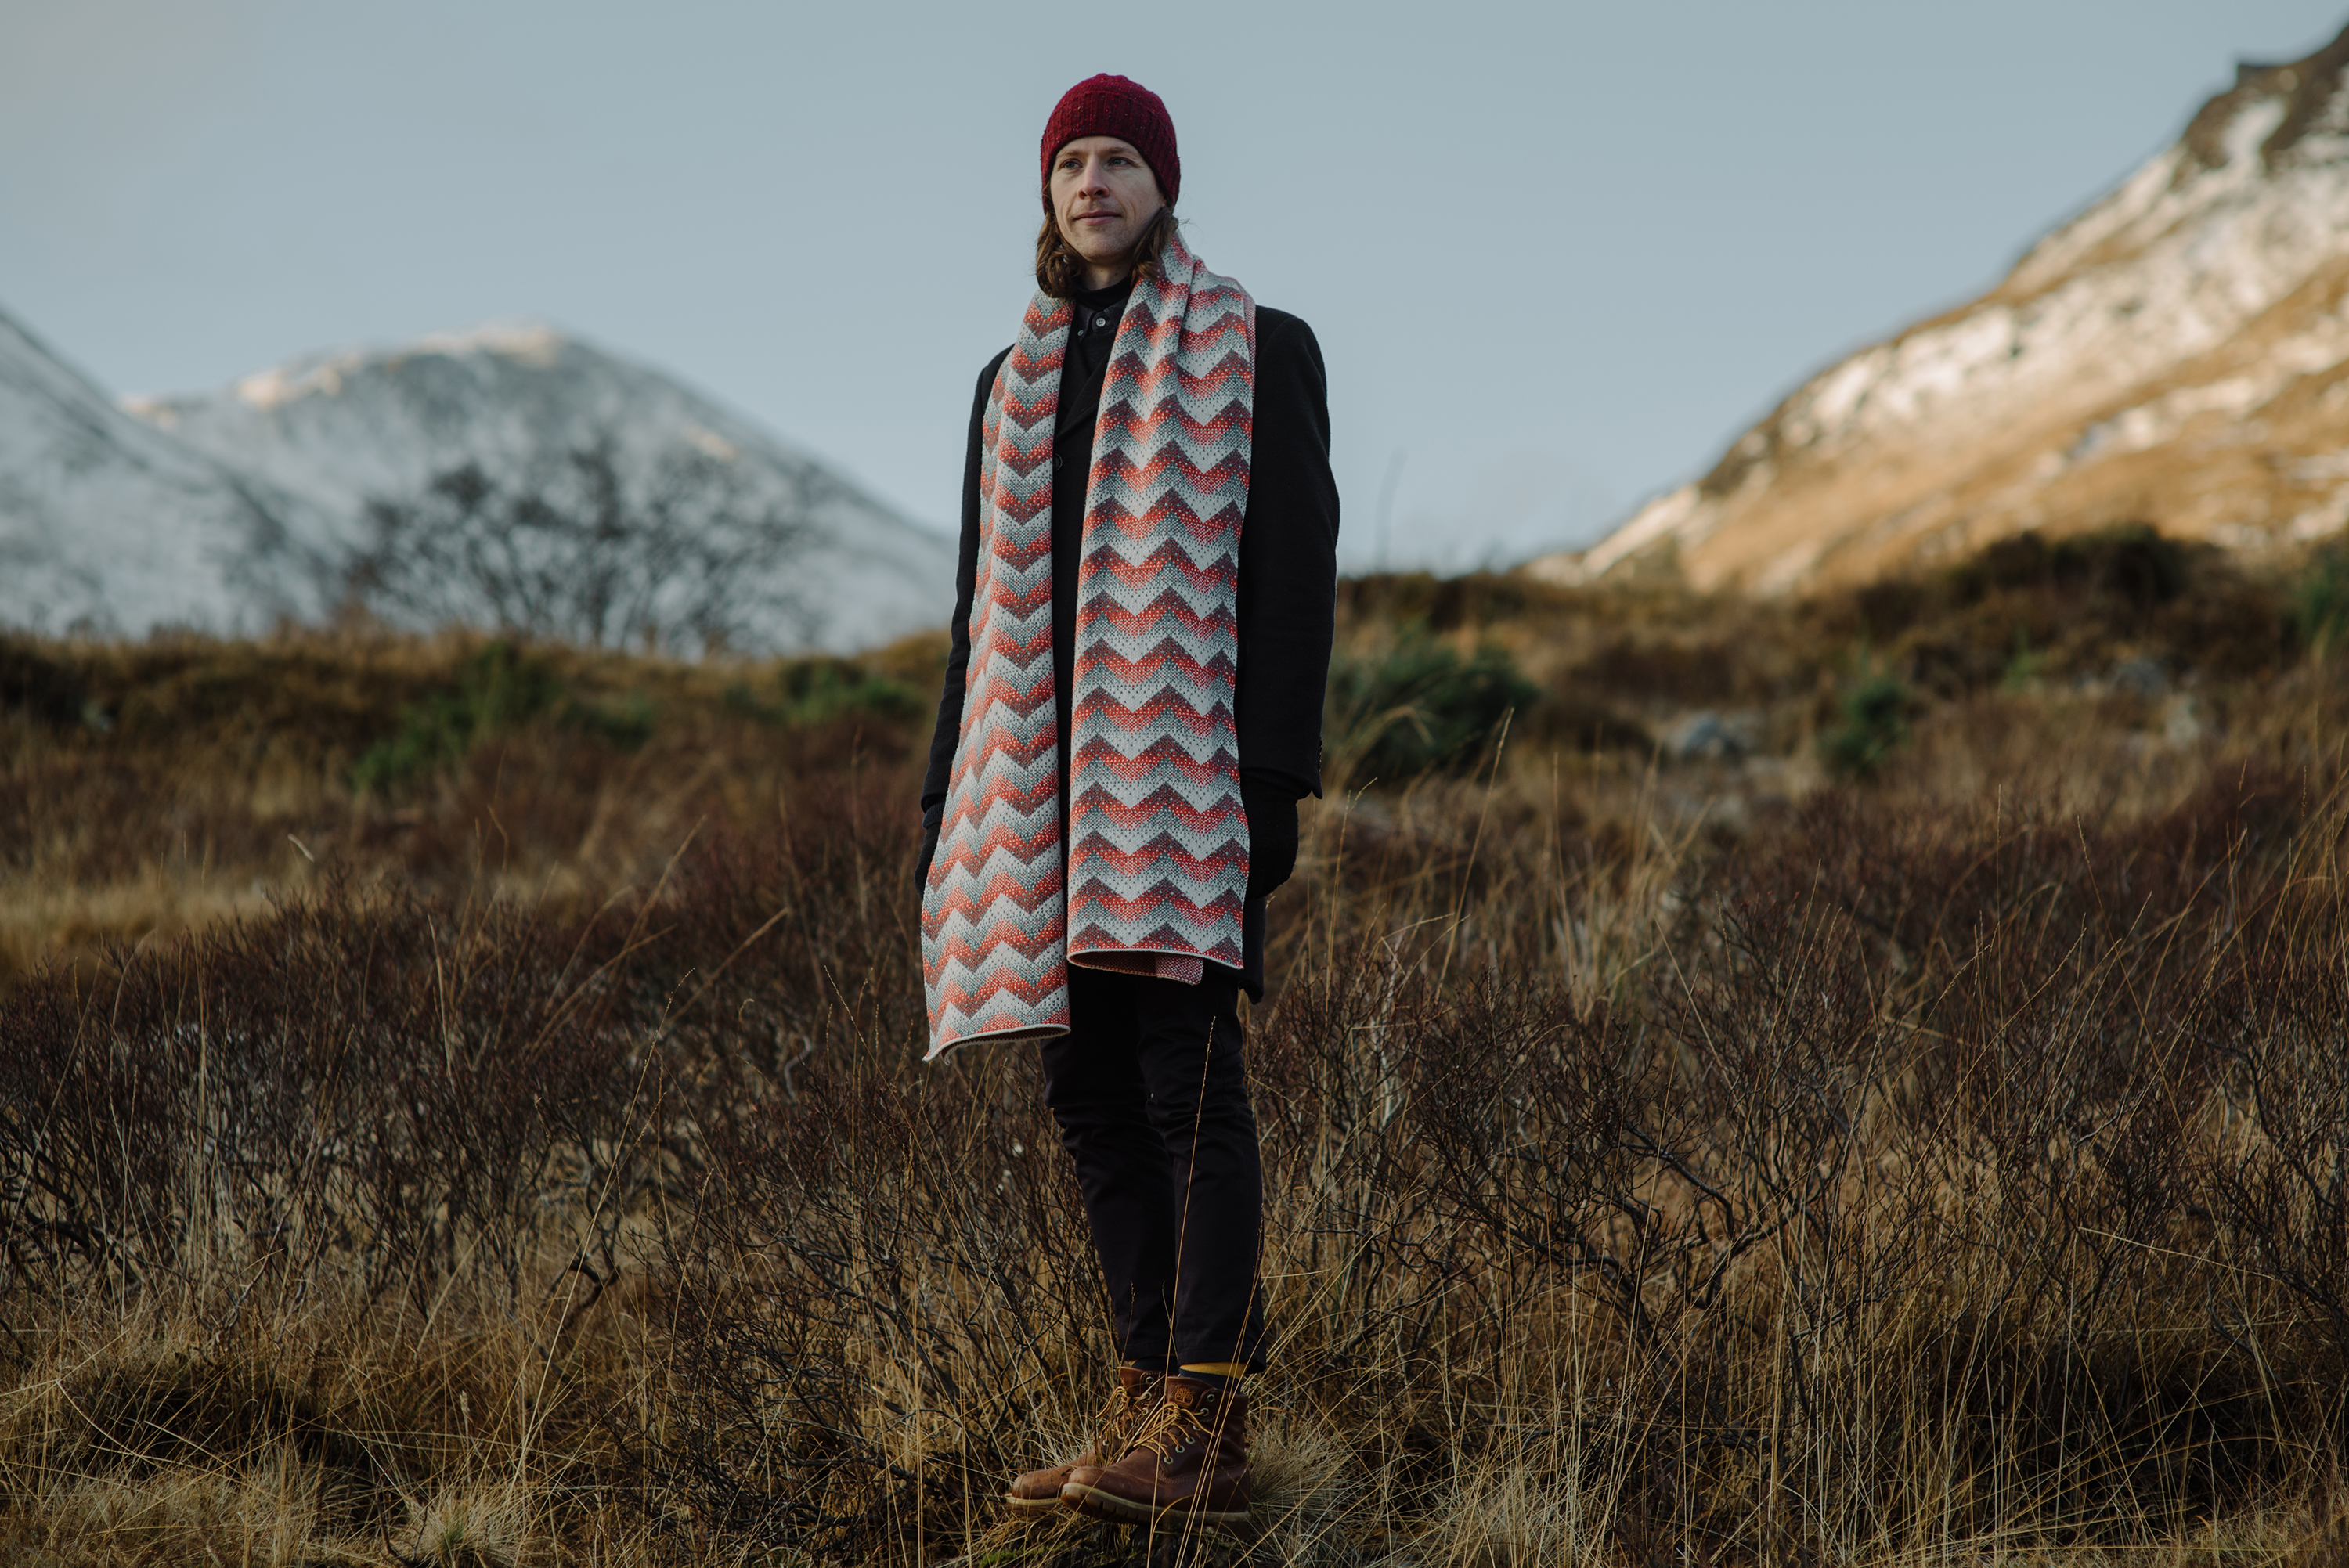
<box><xmin>3</xmin><ymin>531</ymin><xmax>2347</xmax><ymax>1565</ymax></box>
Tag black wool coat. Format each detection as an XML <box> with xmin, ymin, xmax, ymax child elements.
<box><xmin>919</xmin><ymin>301</ymin><xmax>1340</xmax><ymax>998</ymax></box>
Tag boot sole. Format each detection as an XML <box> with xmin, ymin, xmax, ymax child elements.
<box><xmin>1003</xmin><ymin>1492</ymin><xmax>1066</xmax><ymax>1516</ymax></box>
<box><xmin>1058</xmin><ymin>1480</ymin><xmax>1250</xmax><ymax>1527</ymax></box>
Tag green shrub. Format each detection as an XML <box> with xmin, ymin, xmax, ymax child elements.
<box><xmin>1329</xmin><ymin>632</ymin><xmax>1537</xmax><ymax>784</ymax></box>
<box><xmin>352</xmin><ymin>641</ymin><xmax>649</xmax><ymax>794</ymax></box>
<box><xmin>778</xmin><ymin>659</ymin><xmax>923</xmax><ymax>725</ymax></box>
<box><xmin>724</xmin><ymin>659</ymin><xmax>924</xmax><ymax>728</ymax></box>
<box><xmin>566</xmin><ymin>691</ymin><xmax>656</xmax><ymax>752</ymax></box>
<box><xmin>1820</xmin><ymin>672</ymin><xmax>1910</xmax><ymax>780</ymax></box>
<box><xmin>2294</xmin><ymin>546</ymin><xmax>2349</xmax><ymax>661</ymax></box>
<box><xmin>2000</xmin><ymin>627</ymin><xmax>2044</xmax><ymax>694</ymax></box>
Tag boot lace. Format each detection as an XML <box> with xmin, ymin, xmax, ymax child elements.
<box><xmin>1090</xmin><ymin>1383</ymin><xmax>1148</xmax><ymax>1451</ymax></box>
<box><xmin>1124</xmin><ymin>1395</ymin><xmax>1211</xmax><ymax>1462</ymax></box>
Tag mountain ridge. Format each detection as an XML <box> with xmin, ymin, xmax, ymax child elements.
<box><xmin>0</xmin><ymin>306</ymin><xmax>329</xmax><ymax>638</ymax></box>
<box><xmin>0</xmin><ymin>312</ymin><xmax>953</xmax><ymax>652</ymax></box>
<box><xmin>1534</xmin><ymin>20</ymin><xmax>2349</xmax><ymax>595</ymax></box>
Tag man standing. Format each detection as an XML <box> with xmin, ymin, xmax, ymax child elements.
<box><xmin>916</xmin><ymin>74</ymin><xmax>1338</xmax><ymax>1527</ymax></box>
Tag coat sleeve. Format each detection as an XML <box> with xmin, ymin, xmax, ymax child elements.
<box><xmin>921</xmin><ymin>348</ymin><xmax>1013</xmax><ymax>829</ymax></box>
<box><xmin>1235</xmin><ymin>308</ymin><xmax>1340</xmax><ymax>801</ymax></box>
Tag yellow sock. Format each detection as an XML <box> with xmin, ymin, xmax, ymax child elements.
<box><xmin>1179</xmin><ymin>1361</ymin><xmax>1248</xmax><ymax>1381</ymax></box>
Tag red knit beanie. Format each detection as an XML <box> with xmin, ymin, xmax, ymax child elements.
<box><xmin>1040</xmin><ymin>74</ymin><xmax>1179</xmax><ymax>214</ymax></box>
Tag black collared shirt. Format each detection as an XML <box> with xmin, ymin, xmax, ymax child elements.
<box><xmin>1065</xmin><ymin>277</ymin><xmax>1132</xmax><ymax>386</ymax></box>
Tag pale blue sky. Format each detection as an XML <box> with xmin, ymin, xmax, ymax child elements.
<box><xmin>4</xmin><ymin>1</ymin><xmax>2344</xmax><ymax>572</ymax></box>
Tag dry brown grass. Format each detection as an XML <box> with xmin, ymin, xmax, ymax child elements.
<box><xmin>4</xmin><ymin>535</ymin><xmax>2348</xmax><ymax>1566</ymax></box>
<box><xmin>0</xmin><ymin>625</ymin><xmax>949</xmax><ymax>986</ymax></box>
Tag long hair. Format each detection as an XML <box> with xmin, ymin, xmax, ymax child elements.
<box><xmin>1034</xmin><ymin>206</ymin><xmax>1178</xmax><ymax>298</ymax></box>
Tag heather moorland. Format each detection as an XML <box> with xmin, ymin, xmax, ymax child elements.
<box><xmin>3</xmin><ymin>529</ymin><xmax>2347</xmax><ymax>1566</ymax></box>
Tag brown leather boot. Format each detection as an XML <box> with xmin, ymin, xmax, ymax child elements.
<box><xmin>1004</xmin><ymin>1366</ymin><xmax>1162</xmax><ymax>1516</ymax></box>
<box><xmin>1059</xmin><ymin>1375</ymin><xmax>1250</xmax><ymax>1527</ymax></box>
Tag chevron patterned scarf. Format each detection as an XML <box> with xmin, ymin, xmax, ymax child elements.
<box><xmin>920</xmin><ymin>230</ymin><xmax>1257</xmax><ymax>1057</ymax></box>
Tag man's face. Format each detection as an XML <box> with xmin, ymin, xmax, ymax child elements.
<box><xmin>1050</xmin><ymin>135</ymin><xmax>1166</xmax><ymax>274</ymax></box>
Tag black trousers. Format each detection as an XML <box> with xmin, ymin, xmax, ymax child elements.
<box><xmin>1037</xmin><ymin>964</ymin><xmax>1268</xmax><ymax>1373</ymax></box>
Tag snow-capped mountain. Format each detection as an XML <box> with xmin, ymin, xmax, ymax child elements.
<box><xmin>1532</xmin><ymin>22</ymin><xmax>2349</xmax><ymax>593</ymax></box>
<box><xmin>0</xmin><ymin>312</ymin><xmax>953</xmax><ymax>652</ymax></box>
<box><xmin>0</xmin><ymin>308</ymin><xmax>330</xmax><ymax>636</ymax></box>
<box><xmin>128</xmin><ymin>323</ymin><xmax>954</xmax><ymax>651</ymax></box>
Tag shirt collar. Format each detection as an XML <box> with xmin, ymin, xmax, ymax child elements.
<box><xmin>1069</xmin><ymin>278</ymin><xmax>1133</xmax><ymax>339</ymax></box>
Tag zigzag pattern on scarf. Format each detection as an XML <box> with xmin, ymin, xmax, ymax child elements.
<box><xmin>921</xmin><ymin>231</ymin><xmax>1256</xmax><ymax>1056</ymax></box>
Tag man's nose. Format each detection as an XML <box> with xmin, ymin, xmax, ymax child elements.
<box><xmin>1077</xmin><ymin>159</ymin><xmax>1110</xmax><ymax>196</ymax></box>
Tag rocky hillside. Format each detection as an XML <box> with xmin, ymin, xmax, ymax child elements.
<box><xmin>0</xmin><ymin>312</ymin><xmax>953</xmax><ymax>652</ymax></box>
<box><xmin>1534</xmin><ymin>22</ymin><xmax>2349</xmax><ymax>593</ymax></box>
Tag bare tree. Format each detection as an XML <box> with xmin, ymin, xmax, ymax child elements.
<box><xmin>347</xmin><ymin>437</ymin><xmax>816</xmax><ymax>653</ymax></box>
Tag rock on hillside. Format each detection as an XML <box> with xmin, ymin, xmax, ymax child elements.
<box><xmin>1532</xmin><ymin>23</ymin><xmax>2349</xmax><ymax>593</ymax></box>
<box><xmin>128</xmin><ymin>322</ymin><xmax>954</xmax><ymax>652</ymax></box>
<box><xmin>0</xmin><ymin>308</ymin><xmax>329</xmax><ymax>636</ymax></box>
